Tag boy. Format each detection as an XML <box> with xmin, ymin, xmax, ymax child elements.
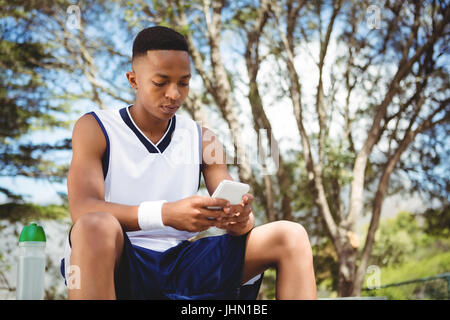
<box><xmin>61</xmin><ymin>26</ymin><xmax>317</xmax><ymax>299</ymax></box>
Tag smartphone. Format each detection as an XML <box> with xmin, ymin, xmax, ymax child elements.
<box><xmin>207</xmin><ymin>180</ymin><xmax>250</xmax><ymax>210</ymax></box>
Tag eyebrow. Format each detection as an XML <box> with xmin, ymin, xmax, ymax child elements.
<box><xmin>155</xmin><ymin>73</ymin><xmax>191</xmax><ymax>79</ymax></box>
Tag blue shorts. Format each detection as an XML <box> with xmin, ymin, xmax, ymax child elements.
<box><xmin>60</xmin><ymin>230</ymin><xmax>263</xmax><ymax>300</ymax></box>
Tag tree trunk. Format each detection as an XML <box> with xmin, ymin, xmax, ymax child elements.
<box><xmin>243</xmin><ymin>0</ymin><xmax>292</xmax><ymax>221</ymax></box>
<box><xmin>336</xmin><ymin>231</ymin><xmax>358</xmax><ymax>297</ymax></box>
<box><xmin>337</xmin><ymin>262</ymin><xmax>356</xmax><ymax>297</ymax></box>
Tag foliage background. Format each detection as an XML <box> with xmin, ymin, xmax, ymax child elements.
<box><xmin>0</xmin><ymin>0</ymin><xmax>448</xmax><ymax>299</ymax></box>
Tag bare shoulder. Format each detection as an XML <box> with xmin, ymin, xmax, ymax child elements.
<box><xmin>73</xmin><ymin>112</ymin><xmax>103</xmax><ymax>134</ymax></box>
<box><xmin>71</xmin><ymin>113</ymin><xmax>106</xmax><ymax>159</ymax></box>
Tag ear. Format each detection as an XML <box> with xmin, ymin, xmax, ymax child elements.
<box><xmin>126</xmin><ymin>70</ymin><xmax>138</xmax><ymax>90</ymax></box>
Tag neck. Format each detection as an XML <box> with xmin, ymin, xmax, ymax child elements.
<box><xmin>129</xmin><ymin>102</ymin><xmax>170</xmax><ymax>135</ymax></box>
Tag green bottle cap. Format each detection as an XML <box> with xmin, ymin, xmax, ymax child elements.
<box><xmin>19</xmin><ymin>223</ymin><xmax>46</xmax><ymax>242</ymax></box>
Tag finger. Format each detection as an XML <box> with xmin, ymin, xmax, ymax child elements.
<box><xmin>217</xmin><ymin>212</ymin><xmax>249</xmax><ymax>224</ymax></box>
<box><xmin>241</xmin><ymin>193</ymin><xmax>254</xmax><ymax>205</ymax></box>
<box><xmin>189</xmin><ymin>215</ymin><xmax>215</xmax><ymax>231</ymax></box>
<box><xmin>216</xmin><ymin>203</ymin><xmax>251</xmax><ymax>224</ymax></box>
<box><xmin>200</xmin><ymin>197</ymin><xmax>230</xmax><ymax>209</ymax></box>
<box><xmin>214</xmin><ymin>205</ymin><xmax>237</xmax><ymax>221</ymax></box>
<box><xmin>198</xmin><ymin>207</ymin><xmax>224</xmax><ymax>219</ymax></box>
<box><xmin>218</xmin><ymin>220</ymin><xmax>246</xmax><ymax>229</ymax></box>
<box><xmin>214</xmin><ymin>221</ymin><xmax>228</xmax><ymax>229</ymax></box>
<box><xmin>228</xmin><ymin>204</ymin><xmax>244</xmax><ymax>214</ymax></box>
<box><xmin>199</xmin><ymin>221</ymin><xmax>215</xmax><ymax>231</ymax></box>
<box><xmin>242</xmin><ymin>204</ymin><xmax>252</xmax><ymax>216</ymax></box>
<box><xmin>215</xmin><ymin>220</ymin><xmax>239</xmax><ymax>229</ymax></box>
<box><xmin>218</xmin><ymin>217</ymin><xmax>241</xmax><ymax>225</ymax></box>
<box><xmin>226</xmin><ymin>204</ymin><xmax>250</xmax><ymax>219</ymax></box>
<box><xmin>234</xmin><ymin>214</ymin><xmax>250</xmax><ymax>223</ymax></box>
<box><xmin>198</xmin><ymin>215</ymin><xmax>223</xmax><ymax>230</ymax></box>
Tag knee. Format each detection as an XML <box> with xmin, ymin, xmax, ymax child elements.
<box><xmin>71</xmin><ymin>212</ymin><xmax>122</xmax><ymax>254</ymax></box>
<box><xmin>273</xmin><ymin>220</ymin><xmax>312</xmax><ymax>259</ymax></box>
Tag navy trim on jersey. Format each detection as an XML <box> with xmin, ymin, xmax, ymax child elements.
<box><xmin>88</xmin><ymin>111</ymin><xmax>110</xmax><ymax>179</ymax></box>
<box><xmin>157</xmin><ymin>115</ymin><xmax>176</xmax><ymax>153</ymax></box>
<box><xmin>119</xmin><ymin>106</ymin><xmax>176</xmax><ymax>154</ymax></box>
<box><xmin>196</xmin><ymin>123</ymin><xmax>202</xmax><ymax>191</ymax></box>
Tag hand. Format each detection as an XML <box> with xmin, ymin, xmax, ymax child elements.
<box><xmin>161</xmin><ymin>195</ymin><xmax>229</xmax><ymax>232</ymax></box>
<box><xmin>216</xmin><ymin>193</ymin><xmax>254</xmax><ymax>236</ymax></box>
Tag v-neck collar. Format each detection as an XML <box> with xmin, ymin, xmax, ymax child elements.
<box><xmin>119</xmin><ymin>106</ymin><xmax>176</xmax><ymax>154</ymax></box>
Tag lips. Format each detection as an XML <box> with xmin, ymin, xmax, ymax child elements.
<box><xmin>161</xmin><ymin>105</ymin><xmax>179</xmax><ymax>113</ymax></box>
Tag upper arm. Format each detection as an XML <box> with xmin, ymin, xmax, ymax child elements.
<box><xmin>67</xmin><ymin>113</ymin><xmax>107</xmax><ymax>222</ymax></box>
<box><xmin>201</xmin><ymin>127</ymin><xmax>233</xmax><ymax>195</ymax></box>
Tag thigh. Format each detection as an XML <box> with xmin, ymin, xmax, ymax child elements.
<box><xmin>241</xmin><ymin>222</ymin><xmax>285</xmax><ymax>284</ymax></box>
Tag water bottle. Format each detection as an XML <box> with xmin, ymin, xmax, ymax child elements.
<box><xmin>16</xmin><ymin>222</ymin><xmax>46</xmax><ymax>300</ymax></box>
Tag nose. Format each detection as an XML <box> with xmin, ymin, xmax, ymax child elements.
<box><xmin>165</xmin><ymin>83</ymin><xmax>181</xmax><ymax>101</ymax></box>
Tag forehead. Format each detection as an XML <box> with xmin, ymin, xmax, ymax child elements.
<box><xmin>134</xmin><ymin>50</ymin><xmax>190</xmax><ymax>76</ymax></box>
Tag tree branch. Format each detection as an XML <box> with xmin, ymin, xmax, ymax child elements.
<box><xmin>345</xmin><ymin>4</ymin><xmax>450</xmax><ymax>229</ymax></box>
<box><xmin>174</xmin><ymin>0</ymin><xmax>253</xmax><ymax>183</ymax></box>
<box><xmin>271</xmin><ymin>1</ymin><xmax>339</xmax><ymax>240</ymax></box>
<box><xmin>242</xmin><ymin>0</ymin><xmax>280</xmax><ymax>221</ymax></box>
<box><xmin>352</xmin><ymin>97</ymin><xmax>449</xmax><ymax>295</ymax></box>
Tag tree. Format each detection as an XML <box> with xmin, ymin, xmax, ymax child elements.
<box><xmin>0</xmin><ymin>0</ymin><xmax>125</xmax><ymax>298</ymax></box>
<box><xmin>0</xmin><ymin>0</ymin><xmax>73</xmax><ymax>201</ymax></box>
<box><xmin>269</xmin><ymin>0</ymin><xmax>449</xmax><ymax>295</ymax></box>
<box><xmin>0</xmin><ymin>0</ymin><xmax>138</xmax><ymax>202</ymax></box>
<box><xmin>370</xmin><ymin>211</ymin><xmax>424</xmax><ymax>267</ymax></box>
<box><xmin>422</xmin><ymin>204</ymin><xmax>450</xmax><ymax>238</ymax></box>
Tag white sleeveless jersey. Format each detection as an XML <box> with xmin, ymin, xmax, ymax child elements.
<box><xmin>89</xmin><ymin>106</ymin><xmax>202</xmax><ymax>251</ymax></box>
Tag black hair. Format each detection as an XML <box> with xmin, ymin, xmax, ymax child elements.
<box><xmin>132</xmin><ymin>26</ymin><xmax>189</xmax><ymax>60</ymax></box>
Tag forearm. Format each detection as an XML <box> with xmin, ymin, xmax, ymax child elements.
<box><xmin>69</xmin><ymin>197</ymin><xmax>140</xmax><ymax>231</ymax></box>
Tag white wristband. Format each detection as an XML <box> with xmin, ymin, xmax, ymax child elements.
<box><xmin>137</xmin><ymin>200</ymin><xmax>167</xmax><ymax>231</ymax></box>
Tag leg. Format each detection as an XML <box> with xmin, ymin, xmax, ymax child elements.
<box><xmin>241</xmin><ymin>221</ymin><xmax>317</xmax><ymax>299</ymax></box>
<box><xmin>68</xmin><ymin>212</ymin><xmax>124</xmax><ymax>300</ymax></box>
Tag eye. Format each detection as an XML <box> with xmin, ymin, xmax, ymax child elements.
<box><xmin>152</xmin><ymin>81</ymin><xmax>166</xmax><ymax>87</ymax></box>
<box><xmin>178</xmin><ymin>82</ymin><xmax>189</xmax><ymax>87</ymax></box>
